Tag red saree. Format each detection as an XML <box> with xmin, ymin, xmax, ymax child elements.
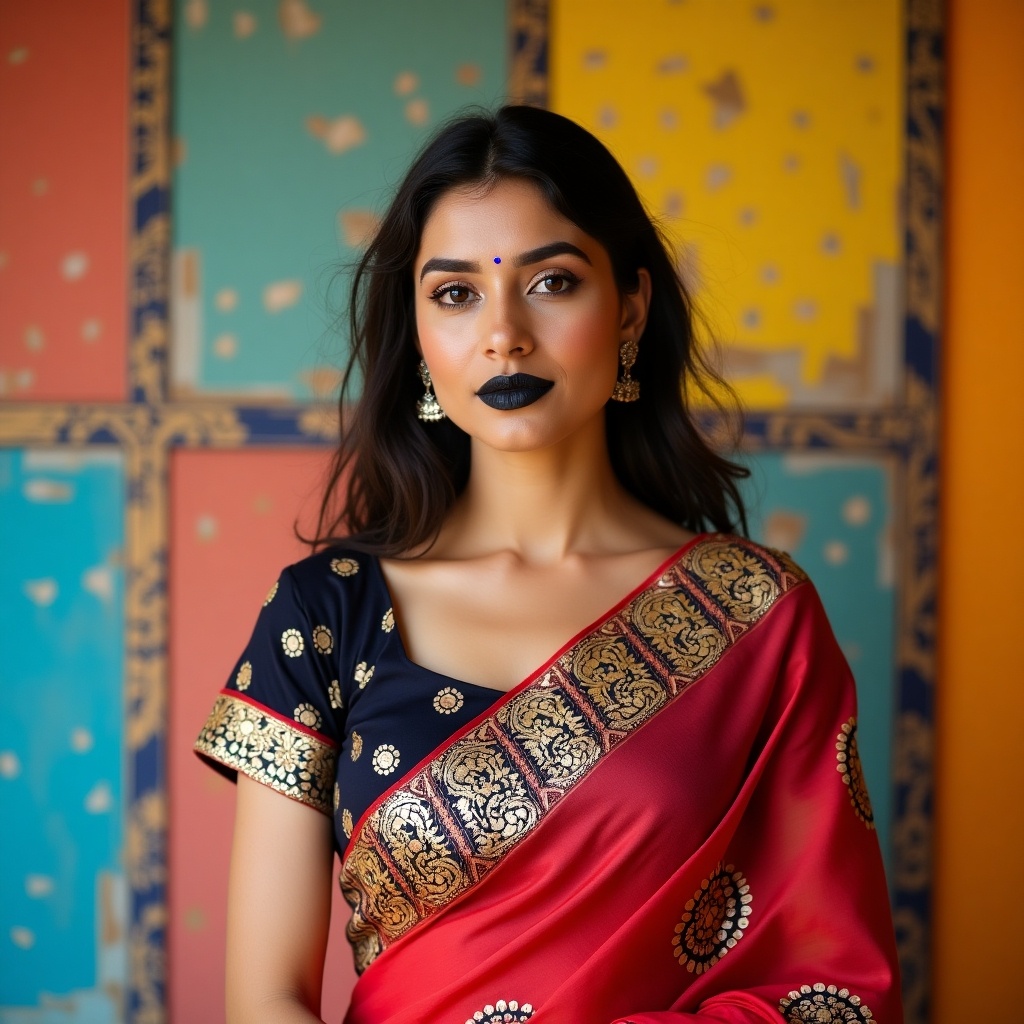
<box><xmin>337</xmin><ymin>536</ymin><xmax>901</xmax><ymax>1024</ymax></box>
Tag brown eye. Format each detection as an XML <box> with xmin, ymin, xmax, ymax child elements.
<box><xmin>447</xmin><ymin>286</ymin><xmax>471</xmax><ymax>303</ymax></box>
<box><xmin>542</xmin><ymin>275</ymin><xmax>565</xmax><ymax>292</ymax></box>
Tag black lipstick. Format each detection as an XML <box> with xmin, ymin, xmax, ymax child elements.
<box><xmin>475</xmin><ymin>373</ymin><xmax>555</xmax><ymax>411</ymax></box>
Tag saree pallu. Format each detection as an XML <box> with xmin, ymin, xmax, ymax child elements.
<box><xmin>337</xmin><ymin>537</ymin><xmax>901</xmax><ymax>1024</ymax></box>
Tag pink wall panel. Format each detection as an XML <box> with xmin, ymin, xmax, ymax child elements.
<box><xmin>168</xmin><ymin>448</ymin><xmax>357</xmax><ymax>1023</ymax></box>
<box><xmin>0</xmin><ymin>1</ymin><xmax>129</xmax><ymax>401</ymax></box>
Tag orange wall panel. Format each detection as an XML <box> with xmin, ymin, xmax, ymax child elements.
<box><xmin>0</xmin><ymin>1</ymin><xmax>129</xmax><ymax>401</ymax></box>
<box><xmin>933</xmin><ymin>0</ymin><xmax>1024</xmax><ymax>1018</ymax></box>
<box><xmin>168</xmin><ymin>448</ymin><xmax>357</xmax><ymax>1022</ymax></box>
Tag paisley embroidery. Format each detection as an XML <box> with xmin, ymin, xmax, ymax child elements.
<box><xmin>195</xmin><ymin>692</ymin><xmax>336</xmax><ymax>813</ymax></box>
<box><xmin>339</xmin><ymin>537</ymin><xmax>806</xmax><ymax>974</ymax></box>
<box><xmin>779</xmin><ymin>983</ymin><xmax>874</xmax><ymax>1022</ymax></box>
<box><xmin>235</xmin><ymin>660</ymin><xmax>252</xmax><ymax>691</ymax></box>
<box><xmin>671</xmin><ymin>862</ymin><xmax>751</xmax><ymax>973</ymax></box>
<box><xmin>836</xmin><ymin>717</ymin><xmax>875</xmax><ymax>828</ymax></box>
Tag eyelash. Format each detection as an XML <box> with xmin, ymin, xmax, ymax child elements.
<box><xmin>427</xmin><ymin>270</ymin><xmax>582</xmax><ymax>309</ymax></box>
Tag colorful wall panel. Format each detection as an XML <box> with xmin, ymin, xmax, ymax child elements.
<box><xmin>741</xmin><ymin>451</ymin><xmax>897</xmax><ymax>867</ymax></box>
<box><xmin>554</xmin><ymin>0</ymin><xmax>905</xmax><ymax>412</ymax></box>
<box><xmin>0</xmin><ymin>450</ymin><xmax>127</xmax><ymax>1020</ymax></box>
<box><xmin>167</xmin><ymin>447</ymin><xmax>356</xmax><ymax>1020</ymax></box>
<box><xmin>171</xmin><ymin>0</ymin><xmax>508</xmax><ymax>399</ymax></box>
<box><xmin>0</xmin><ymin>1</ymin><xmax>943</xmax><ymax>1021</ymax></box>
<box><xmin>0</xmin><ymin>1</ymin><xmax>130</xmax><ymax>402</ymax></box>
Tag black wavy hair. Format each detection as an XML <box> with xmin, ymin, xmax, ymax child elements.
<box><xmin>310</xmin><ymin>105</ymin><xmax>747</xmax><ymax>554</ymax></box>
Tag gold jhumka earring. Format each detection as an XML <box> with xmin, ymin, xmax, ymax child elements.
<box><xmin>416</xmin><ymin>359</ymin><xmax>446</xmax><ymax>422</ymax></box>
<box><xmin>610</xmin><ymin>339</ymin><xmax>640</xmax><ymax>402</ymax></box>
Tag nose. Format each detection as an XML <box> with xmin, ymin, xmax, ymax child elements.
<box><xmin>481</xmin><ymin>290</ymin><xmax>534</xmax><ymax>360</ymax></box>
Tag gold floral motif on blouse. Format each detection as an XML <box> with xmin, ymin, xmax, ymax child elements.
<box><xmin>836</xmin><ymin>717</ymin><xmax>875</xmax><ymax>829</ymax></box>
<box><xmin>779</xmin><ymin>983</ymin><xmax>874</xmax><ymax>1022</ymax></box>
<box><xmin>312</xmin><ymin>625</ymin><xmax>334</xmax><ymax>655</ymax></box>
<box><xmin>281</xmin><ymin>628</ymin><xmax>304</xmax><ymax>657</ymax></box>
<box><xmin>672</xmin><ymin>862</ymin><xmax>751</xmax><ymax>973</ymax></box>
<box><xmin>372</xmin><ymin>744</ymin><xmax>401</xmax><ymax>775</ymax></box>
<box><xmin>339</xmin><ymin>537</ymin><xmax>807</xmax><ymax>974</ymax></box>
<box><xmin>294</xmin><ymin>703</ymin><xmax>322</xmax><ymax>730</ymax></box>
<box><xmin>433</xmin><ymin>687</ymin><xmax>464</xmax><ymax>714</ymax></box>
<box><xmin>341</xmin><ymin>807</ymin><xmax>353</xmax><ymax>838</ymax></box>
<box><xmin>381</xmin><ymin>607</ymin><xmax>395</xmax><ymax>632</ymax></box>
<box><xmin>350</xmin><ymin>731</ymin><xmax>363</xmax><ymax>761</ymax></box>
<box><xmin>464</xmin><ymin>1001</ymin><xmax>534</xmax><ymax>1024</ymax></box>
<box><xmin>355</xmin><ymin>661</ymin><xmax>375</xmax><ymax>689</ymax></box>
<box><xmin>328</xmin><ymin>679</ymin><xmax>343</xmax><ymax>709</ymax></box>
<box><xmin>235</xmin><ymin>661</ymin><xmax>252</xmax><ymax>691</ymax></box>
<box><xmin>194</xmin><ymin>692</ymin><xmax>336</xmax><ymax>813</ymax></box>
<box><xmin>263</xmin><ymin>580</ymin><xmax>279</xmax><ymax>606</ymax></box>
<box><xmin>331</xmin><ymin>557</ymin><xmax>360</xmax><ymax>577</ymax></box>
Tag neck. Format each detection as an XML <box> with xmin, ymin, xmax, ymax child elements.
<box><xmin>437</xmin><ymin>417</ymin><xmax>634</xmax><ymax>565</ymax></box>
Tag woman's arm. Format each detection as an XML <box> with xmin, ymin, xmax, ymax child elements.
<box><xmin>226</xmin><ymin>774</ymin><xmax>336</xmax><ymax>1024</ymax></box>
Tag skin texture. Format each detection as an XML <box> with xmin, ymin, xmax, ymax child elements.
<box><xmin>225</xmin><ymin>178</ymin><xmax>694</xmax><ymax>1020</ymax></box>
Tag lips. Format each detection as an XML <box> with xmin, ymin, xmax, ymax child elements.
<box><xmin>475</xmin><ymin>373</ymin><xmax>555</xmax><ymax>411</ymax></box>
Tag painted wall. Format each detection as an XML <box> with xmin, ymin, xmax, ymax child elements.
<box><xmin>4</xmin><ymin>0</ymin><xmax>1020</xmax><ymax>1019</ymax></box>
<box><xmin>931</xmin><ymin>1</ymin><xmax>1024</xmax><ymax>1019</ymax></box>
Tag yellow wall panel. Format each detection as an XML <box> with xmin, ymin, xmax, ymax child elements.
<box><xmin>551</xmin><ymin>0</ymin><xmax>902</xmax><ymax>409</ymax></box>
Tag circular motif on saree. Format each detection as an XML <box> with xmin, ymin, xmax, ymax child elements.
<box><xmin>779</xmin><ymin>983</ymin><xmax>873</xmax><ymax>1023</ymax></box>
<box><xmin>671</xmin><ymin>862</ymin><xmax>751</xmax><ymax>974</ymax></box>
<box><xmin>235</xmin><ymin>660</ymin><xmax>252</xmax><ymax>691</ymax></box>
<box><xmin>281</xmin><ymin>628</ymin><xmax>305</xmax><ymax>657</ymax></box>
<box><xmin>464</xmin><ymin>1000</ymin><xmax>534</xmax><ymax>1024</ymax></box>
<box><xmin>836</xmin><ymin>717</ymin><xmax>875</xmax><ymax>829</ymax></box>
<box><xmin>263</xmin><ymin>580</ymin><xmax>279</xmax><ymax>606</ymax></box>
<box><xmin>689</xmin><ymin>540</ymin><xmax>778</xmax><ymax>622</ymax></box>
<box><xmin>331</xmin><ymin>557</ymin><xmax>359</xmax><ymax>577</ymax></box>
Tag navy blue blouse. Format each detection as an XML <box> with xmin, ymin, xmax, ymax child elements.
<box><xmin>195</xmin><ymin>546</ymin><xmax>503</xmax><ymax>857</ymax></box>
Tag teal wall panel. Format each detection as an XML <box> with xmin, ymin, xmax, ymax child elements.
<box><xmin>172</xmin><ymin>0</ymin><xmax>509</xmax><ymax>399</ymax></box>
<box><xmin>742</xmin><ymin>451</ymin><xmax>896</xmax><ymax>870</ymax></box>
<box><xmin>0</xmin><ymin>450</ymin><xmax>127</xmax><ymax>1022</ymax></box>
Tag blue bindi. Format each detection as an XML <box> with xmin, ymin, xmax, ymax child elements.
<box><xmin>493</xmin><ymin>257</ymin><xmax>501</xmax><ymax>264</ymax></box>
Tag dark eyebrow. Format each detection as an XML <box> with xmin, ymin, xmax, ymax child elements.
<box><xmin>514</xmin><ymin>241</ymin><xmax>592</xmax><ymax>268</ymax></box>
<box><xmin>419</xmin><ymin>257</ymin><xmax>479</xmax><ymax>283</ymax></box>
<box><xmin>418</xmin><ymin>241</ymin><xmax>592</xmax><ymax>283</ymax></box>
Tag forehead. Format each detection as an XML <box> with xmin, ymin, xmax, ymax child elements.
<box><xmin>418</xmin><ymin>178</ymin><xmax>582</xmax><ymax>251</ymax></box>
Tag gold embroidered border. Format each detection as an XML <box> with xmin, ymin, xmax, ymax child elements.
<box><xmin>339</xmin><ymin>537</ymin><xmax>807</xmax><ymax>973</ymax></box>
<box><xmin>194</xmin><ymin>692</ymin><xmax>337</xmax><ymax>814</ymax></box>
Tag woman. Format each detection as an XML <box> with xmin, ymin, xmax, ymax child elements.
<box><xmin>195</xmin><ymin>105</ymin><xmax>901</xmax><ymax>1024</ymax></box>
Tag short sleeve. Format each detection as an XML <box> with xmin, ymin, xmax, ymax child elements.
<box><xmin>194</xmin><ymin>566</ymin><xmax>341</xmax><ymax>815</ymax></box>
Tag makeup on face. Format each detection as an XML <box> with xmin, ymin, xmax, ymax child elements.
<box><xmin>475</xmin><ymin>372</ymin><xmax>555</xmax><ymax>411</ymax></box>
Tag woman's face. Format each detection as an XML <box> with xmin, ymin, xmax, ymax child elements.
<box><xmin>413</xmin><ymin>177</ymin><xmax>650</xmax><ymax>454</ymax></box>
